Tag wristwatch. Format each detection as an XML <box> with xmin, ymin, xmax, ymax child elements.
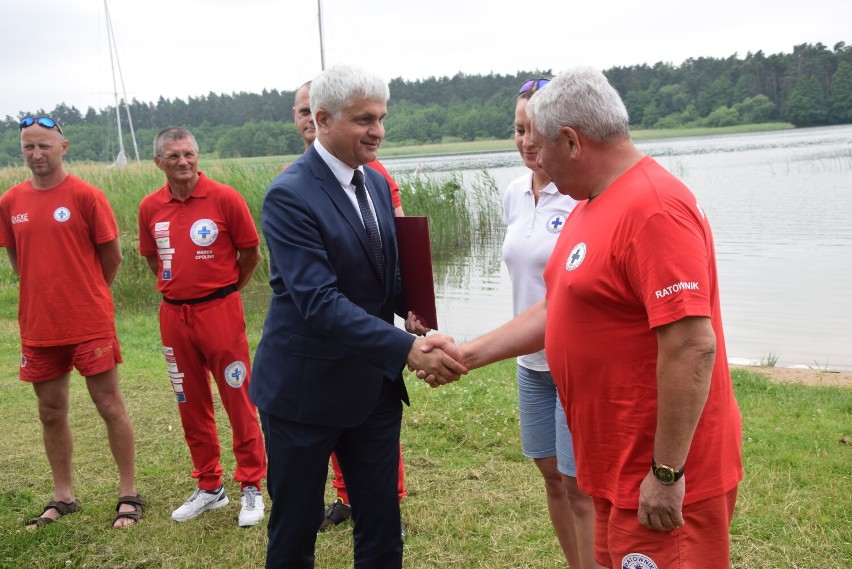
<box><xmin>652</xmin><ymin>459</ymin><xmax>685</xmax><ymax>485</ymax></box>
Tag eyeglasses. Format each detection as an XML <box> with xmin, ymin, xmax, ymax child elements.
<box><xmin>19</xmin><ymin>116</ymin><xmax>63</xmax><ymax>135</ymax></box>
<box><xmin>518</xmin><ymin>78</ymin><xmax>550</xmax><ymax>95</ymax></box>
<box><xmin>157</xmin><ymin>151</ymin><xmax>198</xmax><ymax>162</ymax></box>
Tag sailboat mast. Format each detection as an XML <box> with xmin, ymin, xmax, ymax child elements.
<box><xmin>105</xmin><ymin>0</ymin><xmax>126</xmax><ymax>165</ymax></box>
<box><xmin>318</xmin><ymin>0</ymin><xmax>326</xmax><ymax>71</ymax></box>
<box><xmin>104</xmin><ymin>0</ymin><xmax>140</xmax><ymax>165</ymax></box>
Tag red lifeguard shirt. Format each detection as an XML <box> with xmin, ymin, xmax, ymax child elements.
<box><xmin>0</xmin><ymin>175</ymin><xmax>118</xmax><ymax>346</ymax></box>
<box><xmin>543</xmin><ymin>157</ymin><xmax>743</xmax><ymax>509</ymax></box>
<box><xmin>366</xmin><ymin>160</ymin><xmax>401</xmax><ymax>209</ymax></box>
<box><xmin>138</xmin><ymin>171</ymin><xmax>259</xmax><ymax>299</ymax></box>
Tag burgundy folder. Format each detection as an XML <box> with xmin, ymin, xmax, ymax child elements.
<box><xmin>394</xmin><ymin>216</ymin><xmax>438</xmax><ymax>330</ymax></box>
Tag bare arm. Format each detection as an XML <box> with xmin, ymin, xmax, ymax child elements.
<box><xmin>418</xmin><ymin>298</ymin><xmax>547</xmax><ymax>386</ymax></box>
<box><xmin>95</xmin><ymin>238</ymin><xmax>122</xmax><ymax>286</ymax></box>
<box><xmin>144</xmin><ymin>255</ymin><xmax>159</xmax><ymax>276</ymax></box>
<box><xmin>236</xmin><ymin>245</ymin><xmax>262</xmax><ymax>290</ymax></box>
<box><xmin>5</xmin><ymin>247</ymin><xmax>18</xmax><ymax>276</ymax></box>
<box><xmin>638</xmin><ymin>315</ymin><xmax>715</xmax><ymax>531</ymax></box>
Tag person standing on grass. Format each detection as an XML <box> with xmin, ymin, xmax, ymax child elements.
<box><xmin>503</xmin><ymin>78</ymin><xmax>597</xmax><ymax>568</ymax></box>
<box><xmin>138</xmin><ymin>126</ymin><xmax>267</xmax><ymax>527</ymax></box>
<box><xmin>419</xmin><ymin>67</ymin><xmax>743</xmax><ymax>569</ymax></box>
<box><xmin>292</xmin><ymin>79</ymin><xmax>409</xmax><ymax>535</ymax></box>
<box><xmin>250</xmin><ymin>64</ymin><xmax>464</xmax><ymax>569</ymax></box>
<box><xmin>0</xmin><ymin>116</ymin><xmax>143</xmax><ymax>529</ymax></box>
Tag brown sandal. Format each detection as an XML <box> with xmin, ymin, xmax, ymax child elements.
<box><xmin>113</xmin><ymin>494</ymin><xmax>146</xmax><ymax>528</ymax></box>
<box><xmin>26</xmin><ymin>499</ymin><xmax>79</xmax><ymax>528</ymax></box>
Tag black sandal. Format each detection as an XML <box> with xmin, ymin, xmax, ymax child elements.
<box><xmin>113</xmin><ymin>494</ymin><xmax>146</xmax><ymax>528</ymax></box>
<box><xmin>26</xmin><ymin>499</ymin><xmax>79</xmax><ymax>528</ymax></box>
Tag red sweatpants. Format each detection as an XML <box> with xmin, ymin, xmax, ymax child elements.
<box><xmin>330</xmin><ymin>444</ymin><xmax>406</xmax><ymax>504</ymax></box>
<box><xmin>160</xmin><ymin>293</ymin><xmax>266</xmax><ymax>492</ymax></box>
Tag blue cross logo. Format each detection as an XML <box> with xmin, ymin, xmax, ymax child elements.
<box><xmin>224</xmin><ymin>361</ymin><xmax>247</xmax><ymax>388</ymax></box>
<box><xmin>190</xmin><ymin>218</ymin><xmax>219</xmax><ymax>246</ymax></box>
<box><xmin>571</xmin><ymin>249</ymin><xmax>582</xmax><ymax>263</ymax></box>
<box><xmin>546</xmin><ymin>214</ymin><xmax>566</xmax><ymax>234</ymax></box>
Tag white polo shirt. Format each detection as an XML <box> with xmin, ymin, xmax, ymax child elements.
<box><xmin>501</xmin><ymin>172</ymin><xmax>578</xmax><ymax>371</ymax></box>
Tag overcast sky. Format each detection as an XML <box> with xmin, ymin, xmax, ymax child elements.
<box><xmin>2</xmin><ymin>0</ymin><xmax>849</xmax><ymax>118</ymax></box>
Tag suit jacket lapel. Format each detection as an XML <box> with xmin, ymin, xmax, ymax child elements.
<box><xmin>305</xmin><ymin>148</ymin><xmax>384</xmax><ymax>279</ymax></box>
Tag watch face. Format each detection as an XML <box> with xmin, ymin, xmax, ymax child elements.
<box><xmin>654</xmin><ymin>466</ymin><xmax>676</xmax><ymax>484</ymax></box>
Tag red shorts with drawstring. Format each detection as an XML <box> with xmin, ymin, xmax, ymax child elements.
<box><xmin>594</xmin><ymin>486</ymin><xmax>738</xmax><ymax>569</ymax></box>
<box><xmin>20</xmin><ymin>335</ymin><xmax>122</xmax><ymax>382</ymax></box>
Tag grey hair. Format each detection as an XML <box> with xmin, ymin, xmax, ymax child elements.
<box><xmin>527</xmin><ymin>67</ymin><xmax>630</xmax><ymax>144</ymax></box>
<box><xmin>309</xmin><ymin>64</ymin><xmax>389</xmax><ymax>118</ymax></box>
<box><xmin>154</xmin><ymin>126</ymin><xmax>199</xmax><ymax>157</ymax></box>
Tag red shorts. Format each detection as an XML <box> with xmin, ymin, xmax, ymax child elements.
<box><xmin>594</xmin><ymin>486</ymin><xmax>738</xmax><ymax>569</ymax></box>
<box><xmin>20</xmin><ymin>336</ymin><xmax>123</xmax><ymax>383</ymax></box>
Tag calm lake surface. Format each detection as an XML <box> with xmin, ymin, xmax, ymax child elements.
<box><xmin>383</xmin><ymin>125</ymin><xmax>852</xmax><ymax>371</ymax></box>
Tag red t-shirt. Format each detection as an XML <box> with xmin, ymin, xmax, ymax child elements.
<box><xmin>366</xmin><ymin>160</ymin><xmax>402</xmax><ymax>209</ymax></box>
<box><xmin>138</xmin><ymin>172</ymin><xmax>259</xmax><ymax>299</ymax></box>
<box><xmin>0</xmin><ymin>175</ymin><xmax>118</xmax><ymax>345</ymax></box>
<box><xmin>543</xmin><ymin>156</ymin><xmax>743</xmax><ymax>508</ymax></box>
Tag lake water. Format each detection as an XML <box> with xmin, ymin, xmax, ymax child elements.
<box><xmin>382</xmin><ymin>125</ymin><xmax>852</xmax><ymax>371</ymax></box>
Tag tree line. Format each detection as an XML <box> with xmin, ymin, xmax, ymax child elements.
<box><xmin>1</xmin><ymin>41</ymin><xmax>850</xmax><ymax>165</ymax></box>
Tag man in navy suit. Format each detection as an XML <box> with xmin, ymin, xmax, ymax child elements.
<box><xmin>250</xmin><ymin>64</ymin><xmax>466</xmax><ymax>569</ymax></box>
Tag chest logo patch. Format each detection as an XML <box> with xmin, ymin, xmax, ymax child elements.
<box><xmin>53</xmin><ymin>207</ymin><xmax>71</xmax><ymax>223</ymax></box>
<box><xmin>621</xmin><ymin>553</ymin><xmax>658</xmax><ymax>569</ymax></box>
<box><xmin>545</xmin><ymin>213</ymin><xmax>568</xmax><ymax>234</ymax></box>
<box><xmin>565</xmin><ymin>242</ymin><xmax>586</xmax><ymax>271</ymax></box>
<box><xmin>224</xmin><ymin>361</ymin><xmax>248</xmax><ymax>388</ymax></box>
<box><xmin>190</xmin><ymin>219</ymin><xmax>218</xmax><ymax>247</ymax></box>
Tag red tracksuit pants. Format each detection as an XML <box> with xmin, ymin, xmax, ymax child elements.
<box><xmin>159</xmin><ymin>293</ymin><xmax>266</xmax><ymax>492</ymax></box>
<box><xmin>330</xmin><ymin>444</ymin><xmax>407</xmax><ymax>504</ymax></box>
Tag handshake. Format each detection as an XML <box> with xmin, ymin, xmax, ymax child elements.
<box><xmin>404</xmin><ymin>312</ymin><xmax>470</xmax><ymax>389</ymax></box>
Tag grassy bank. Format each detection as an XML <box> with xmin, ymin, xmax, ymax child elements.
<box><xmin>0</xmin><ymin>308</ymin><xmax>848</xmax><ymax>567</ymax></box>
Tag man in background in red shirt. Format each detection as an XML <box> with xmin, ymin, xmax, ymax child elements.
<box><xmin>0</xmin><ymin>116</ymin><xmax>142</xmax><ymax>529</ymax></box>
<box><xmin>138</xmin><ymin>126</ymin><xmax>266</xmax><ymax>527</ymax></box>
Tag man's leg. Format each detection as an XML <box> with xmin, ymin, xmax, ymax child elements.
<box><xmin>32</xmin><ymin>372</ymin><xmax>74</xmax><ymax>523</ymax></box>
<box><xmin>260</xmin><ymin>411</ymin><xmax>336</xmax><ymax>569</ymax></box>
<box><xmin>85</xmin><ymin>366</ymin><xmax>139</xmax><ymax>527</ymax></box>
<box><xmin>335</xmin><ymin>380</ymin><xmax>403</xmax><ymax>569</ymax></box>
<box><xmin>161</xmin><ymin>303</ymin><xmax>224</xmax><ymax>491</ymax></box>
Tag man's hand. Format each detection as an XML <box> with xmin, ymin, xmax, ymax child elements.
<box><xmin>638</xmin><ymin>470</ymin><xmax>686</xmax><ymax>531</ymax></box>
<box><xmin>406</xmin><ymin>334</ymin><xmax>467</xmax><ymax>387</ymax></box>
<box><xmin>414</xmin><ymin>335</ymin><xmax>468</xmax><ymax>388</ymax></box>
<box><xmin>404</xmin><ymin>311</ymin><xmax>431</xmax><ymax>336</ymax></box>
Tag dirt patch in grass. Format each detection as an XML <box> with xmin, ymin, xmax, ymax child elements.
<box><xmin>734</xmin><ymin>365</ymin><xmax>852</xmax><ymax>388</ymax></box>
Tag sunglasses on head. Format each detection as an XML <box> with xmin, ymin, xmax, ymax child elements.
<box><xmin>518</xmin><ymin>78</ymin><xmax>550</xmax><ymax>95</ymax></box>
<box><xmin>19</xmin><ymin>116</ymin><xmax>63</xmax><ymax>136</ymax></box>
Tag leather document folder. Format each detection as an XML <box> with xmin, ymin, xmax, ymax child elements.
<box><xmin>394</xmin><ymin>216</ymin><xmax>438</xmax><ymax>330</ymax></box>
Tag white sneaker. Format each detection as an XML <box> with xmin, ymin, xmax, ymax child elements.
<box><xmin>171</xmin><ymin>486</ymin><xmax>230</xmax><ymax>522</ymax></box>
<box><xmin>238</xmin><ymin>486</ymin><xmax>265</xmax><ymax>527</ymax></box>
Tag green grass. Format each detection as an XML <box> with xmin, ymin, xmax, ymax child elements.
<box><xmin>0</xmin><ymin>305</ymin><xmax>849</xmax><ymax>568</ymax></box>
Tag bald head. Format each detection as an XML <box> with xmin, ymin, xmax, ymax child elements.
<box><xmin>21</xmin><ymin>125</ymin><xmax>68</xmax><ymax>187</ymax></box>
<box><xmin>293</xmin><ymin>81</ymin><xmax>316</xmax><ymax>148</ymax></box>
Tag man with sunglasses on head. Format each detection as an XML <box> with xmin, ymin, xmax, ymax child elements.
<box><xmin>0</xmin><ymin>116</ymin><xmax>144</xmax><ymax>529</ymax></box>
<box><xmin>137</xmin><ymin>126</ymin><xmax>267</xmax><ymax>527</ymax></box>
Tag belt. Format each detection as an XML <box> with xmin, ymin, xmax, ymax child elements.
<box><xmin>163</xmin><ymin>284</ymin><xmax>238</xmax><ymax>306</ymax></box>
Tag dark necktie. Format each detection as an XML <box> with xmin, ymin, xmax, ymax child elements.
<box><xmin>351</xmin><ymin>169</ymin><xmax>384</xmax><ymax>274</ymax></box>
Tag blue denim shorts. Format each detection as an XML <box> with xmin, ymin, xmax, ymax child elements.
<box><xmin>517</xmin><ymin>364</ymin><xmax>576</xmax><ymax>476</ymax></box>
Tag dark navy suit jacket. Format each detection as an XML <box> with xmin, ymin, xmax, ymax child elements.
<box><xmin>250</xmin><ymin>146</ymin><xmax>413</xmax><ymax>427</ymax></box>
